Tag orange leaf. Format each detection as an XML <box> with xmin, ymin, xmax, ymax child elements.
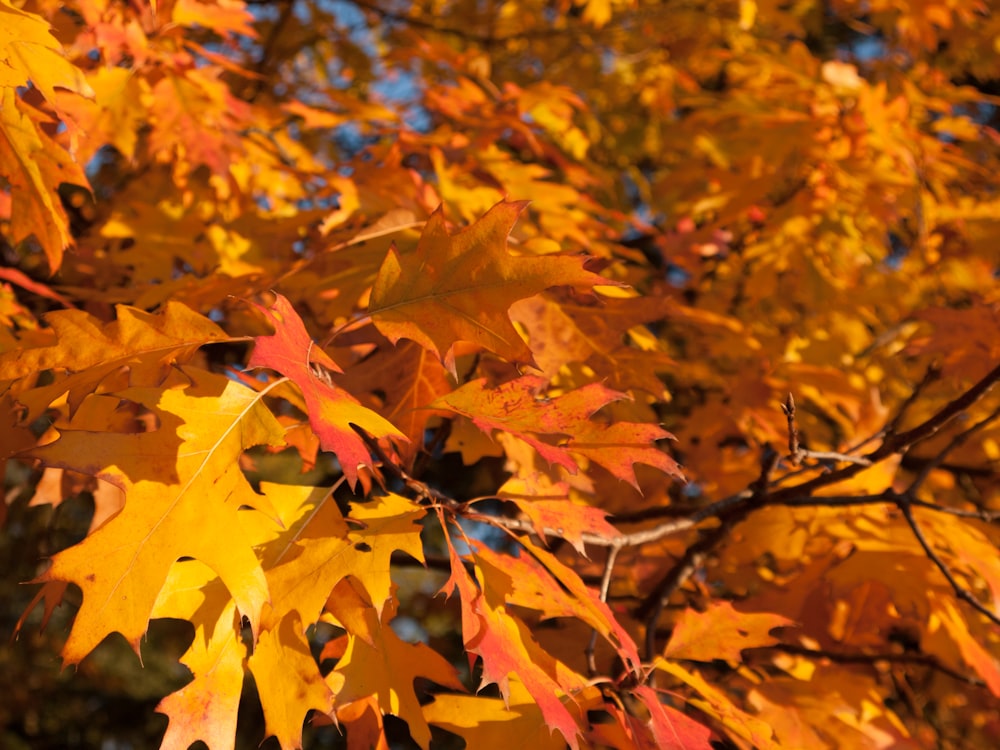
<box><xmin>263</xmin><ymin>493</ymin><xmax>424</xmax><ymax>627</ymax></box>
<box><xmin>434</xmin><ymin>375</ymin><xmax>682</xmax><ymax>488</ymax></box>
<box><xmin>370</xmin><ymin>200</ymin><xmax>610</xmax><ymax>374</ymax></box>
<box><xmin>249</xmin><ymin>614</ymin><xmax>335</xmax><ymax>749</ymax></box>
<box><xmin>335</xmin><ymin>338</ymin><xmax>453</xmax><ymax>460</ymax></box>
<box><xmin>631</xmin><ymin>686</ymin><xmax>714</xmax><ymax>750</ymax></box>
<box><xmin>502</xmin><ymin>495</ymin><xmax>621</xmax><ymax>557</ymax></box>
<box><xmin>664</xmin><ymin>601</ymin><xmax>794</xmax><ymax>663</ymax></box>
<box><xmin>153</xmin><ymin>562</ymin><xmax>246</xmax><ymax>750</ymax></box>
<box><xmin>171</xmin><ymin>0</ymin><xmax>257</xmax><ymax>38</ymax></box>
<box><xmin>440</xmin><ymin>531</ymin><xmax>588</xmax><ymax>750</ymax></box>
<box><xmin>654</xmin><ymin>659</ymin><xmax>780</xmax><ymax>749</ymax></box>
<box><xmin>424</xmin><ymin>679</ymin><xmax>595</xmax><ymax>750</ymax></box>
<box><xmin>0</xmin><ymin>300</ymin><xmax>229</xmax><ymax>419</ymax></box>
<box><xmin>0</xmin><ymin>0</ymin><xmax>94</xmax><ymax>107</ymax></box>
<box><xmin>507</xmin><ymin>539</ymin><xmax>642</xmax><ymax>674</ymax></box>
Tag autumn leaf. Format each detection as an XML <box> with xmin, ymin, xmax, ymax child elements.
<box><xmin>148</xmin><ymin>67</ymin><xmax>252</xmax><ymax>178</ymax></box>
<box><xmin>664</xmin><ymin>601</ymin><xmax>795</xmax><ymax>663</ymax></box>
<box><xmin>27</xmin><ymin>368</ymin><xmax>283</xmax><ymax>663</ymax></box>
<box><xmin>369</xmin><ymin>200</ymin><xmax>611</xmax><ymax>374</ymax></box>
<box><xmin>510</xmin><ymin>539</ymin><xmax>642</xmax><ymax>674</ymax></box>
<box><xmin>0</xmin><ymin>0</ymin><xmax>94</xmax><ymax>107</ymax></box>
<box><xmin>510</xmin><ymin>291</ymin><xmax>675</xmax><ymax>395</ymax></box>
<box><xmin>0</xmin><ymin>300</ymin><xmax>229</xmax><ymax>419</ymax></box>
<box><xmin>259</xmin><ymin>492</ymin><xmax>425</xmax><ymax>629</ymax></box>
<box><xmin>333</xmin><ymin>607</ymin><xmax>465</xmax><ymax>750</ymax></box>
<box><xmin>334</xmin><ymin>337</ymin><xmax>452</xmax><ymax>459</ymax></box>
<box><xmin>250</xmin><ymin>614</ymin><xmax>336</xmax><ymax>749</ymax></box>
<box><xmin>245</xmin><ymin>492</ymin><xmax>426</xmax><ymax>748</ymax></box>
<box><xmin>434</xmin><ymin>375</ymin><xmax>682</xmax><ymax>488</ymax></box>
<box><xmin>629</xmin><ymin>686</ymin><xmax>715</xmax><ymax>750</ymax></box>
<box><xmin>247</xmin><ymin>294</ymin><xmax>407</xmax><ymax>488</ymax></box>
<box><xmin>172</xmin><ymin>0</ymin><xmax>257</xmax><ymax>38</ymax></box>
<box><xmin>440</xmin><ymin>530</ymin><xmax>589</xmax><ymax>750</ymax></box>
<box><xmin>501</xmin><ymin>494</ymin><xmax>622</xmax><ymax>557</ymax></box>
<box><xmin>7</xmin><ymin>0</ymin><xmax>1000</xmax><ymax>748</ymax></box>
<box><xmin>0</xmin><ymin>89</ymin><xmax>89</xmax><ymax>270</ymax></box>
<box><xmin>152</xmin><ymin>562</ymin><xmax>246</xmax><ymax>750</ymax></box>
<box><xmin>424</xmin><ymin>678</ymin><xmax>597</xmax><ymax>750</ymax></box>
<box><xmin>654</xmin><ymin>659</ymin><xmax>780</xmax><ymax>749</ymax></box>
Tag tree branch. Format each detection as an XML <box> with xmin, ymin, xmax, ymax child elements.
<box><xmin>897</xmin><ymin>497</ymin><xmax>1000</xmax><ymax>628</ymax></box>
<box><xmin>765</xmin><ymin>643</ymin><xmax>986</xmax><ymax>688</ymax></box>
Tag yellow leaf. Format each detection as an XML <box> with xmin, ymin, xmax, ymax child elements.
<box><xmin>0</xmin><ymin>89</ymin><xmax>88</xmax><ymax>269</ymax></box>
<box><xmin>30</xmin><ymin>369</ymin><xmax>283</xmax><ymax>663</ymax></box>
<box><xmin>0</xmin><ymin>0</ymin><xmax>94</xmax><ymax>105</ymax></box>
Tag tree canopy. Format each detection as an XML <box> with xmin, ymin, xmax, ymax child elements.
<box><xmin>2</xmin><ymin>0</ymin><xmax>1000</xmax><ymax>748</ymax></box>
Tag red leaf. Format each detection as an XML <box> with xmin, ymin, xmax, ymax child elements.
<box><xmin>246</xmin><ymin>294</ymin><xmax>406</xmax><ymax>488</ymax></box>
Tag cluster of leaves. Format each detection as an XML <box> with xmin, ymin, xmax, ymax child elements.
<box><xmin>2</xmin><ymin>0</ymin><xmax>1000</xmax><ymax>748</ymax></box>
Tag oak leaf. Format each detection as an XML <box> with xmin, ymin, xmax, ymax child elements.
<box><xmin>245</xmin><ymin>492</ymin><xmax>425</xmax><ymax>748</ymax></box>
<box><xmin>664</xmin><ymin>601</ymin><xmax>794</xmax><ymax>663</ymax></box>
<box><xmin>369</xmin><ymin>200</ymin><xmax>610</xmax><ymax>374</ymax></box>
<box><xmin>441</xmin><ymin>531</ymin><xmax>589</xmax><ymax>750</ymax></box>
<box><xmin>510</xmin><ymin>291</ymin><xmax>675</xmax><ymax>395</ymax></box>
<box><xmin>250</xmin><ymin>614</ymin><xmax>335</xmax><ymax>749</ymax></box>
<box><xmin>259</xmin><ymin>492</ymin><xmax>424</xmax><ymax>628</ymax></box>
<box><xmin>506</xmin><ymin>539</ymin><xmax>642</xmax><ymax>675</ymax></box>
<box><xmin>0</xmin><ymin>89</ymin><xmax>89</xmax><ymax>270</ymax></box>
<box><xmin>27</xmin><ymin>369</ymin><xmax>283</xmax><ymax>663</ymax></box>
<box><xmin>0</xmin><ymin>300</ymin><xmax>229</xmax><ymax>419</ymax></box>
<box><xmin>434</xmin><ymin>375</ymin><xmax>682</xmax><ymax>488</ymax></box>
<box><xmin>172</xmin><ymin>0</ymin><xmax>257</xmax><ymax>38</ymax></box>
<box><xmin>424</xmin><ymin>678</ymin><xmax>594</xmax><ymax>750</ymax></box>
<box><xmin>501</xmin><ymin>494</ymin><xmax>621</xmax><ymax>557</ymax></box>
<box><xmin>247</xmin><ymin>294</ymin><xmax>406</xmax><ymax>488</ymax></box>
<box><xmin>334</xmin><ymin>338</ymin><xmax>452</xmax><ymax>460</ymax></box>
<box><xmin>654</xmin><ymin>659</ymin><xmax>780</xmax><ymax>749</ymax></box>
<box><xmin>630</xmin><ymin>686</ymin><xmax>715</xmax><ymax>750</ymax></box>
<box><xmin>333</xmin><ymin>607</ymin><xmax>465</xmax><ymax>750</ymax></box>
<box><xmin>0</xmin><ymin>0</ymin><xmax>94</xmax><ymax>107</ymax></box>
<box><xmin>152</xmin><ymin>562</ymin><xmax>246</xmax><ymax>750</ymax></box>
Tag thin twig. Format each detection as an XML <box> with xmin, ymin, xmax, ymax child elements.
<box><xmin>908</xmin><ymin>404</ymin><xmax>1000</xmax><ymax>491</ymax></box>
<box><xmin>586</xmin><ymin>544</ymin><xmax>622</xmax><ymax>676</ymax></box>
<box><xmin>782</xmin><ymin>392</ymin><xmax>799</xmax><ymax>463</ymax></box>
<box><xmin>873</xmin><ymin>361</ymin><xmax>1000</xmax><ymax>460</ymax></box>
<box><xmin>638</xmin><ymin>446</ymin><xmax>780</xmax><ymax>661</ymax></box>
<box><xmin>766</xmin><ymin>643</ymin><xmax>986</xmax><ymax>688</ymax></box>
<box><xmin>794</xmin><ymin>449</ymin><xmax>873</xmax><ymax>466</ymax></box>
<box><xmin>898</xmin><ymin>498</ymin><xmax>1000</xmax><ymax>627</ymax></box>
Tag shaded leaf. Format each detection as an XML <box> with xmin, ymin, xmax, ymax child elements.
<box><xmin>664</xmin><ymin>601</ymin><xmax>794</xmax><ymax>663</ymax></box>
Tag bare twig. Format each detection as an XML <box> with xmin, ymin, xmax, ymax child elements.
<box><xmin>898</xmin><ymin>498</ymin><xmax>1000</xmax><ymax>627</ymax></box>
<box><xmin>782</xmin><ymin>392</ymin><xmax>799</xmax><ymax>463</ymax></box>
<box><xmin>873</xmin><ymin>361</ymin><xmax>1000</xmax><ymax>460</ymax></box>
<box><xmin>907</xmin><ymin>404</ymin><xmax>1000</xmax><ymax>491</ymax></box>
<box><xmin>586</xmin><ymin>545</ymin><xmax>622</xmax><ymax>676</ymax></box>
<box><xmin>766</xmin><ymin>643</ymin><xmax>986</xmax><ymax>688</ymax></box>
<box><xmin>637</xmin><ymin>446</ymin><xmax>780</xmax><ymax>661</ymax></box>
<box><xmin>794</xmin><ymin>450</ymin><xmax>873</xmax><ymax>466</ymax></box>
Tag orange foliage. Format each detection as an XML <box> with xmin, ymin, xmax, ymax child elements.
<box><xmin>2</xmin><ymin>0</ymin><xmax>1000</xmax><ymax>748</ymax></box>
